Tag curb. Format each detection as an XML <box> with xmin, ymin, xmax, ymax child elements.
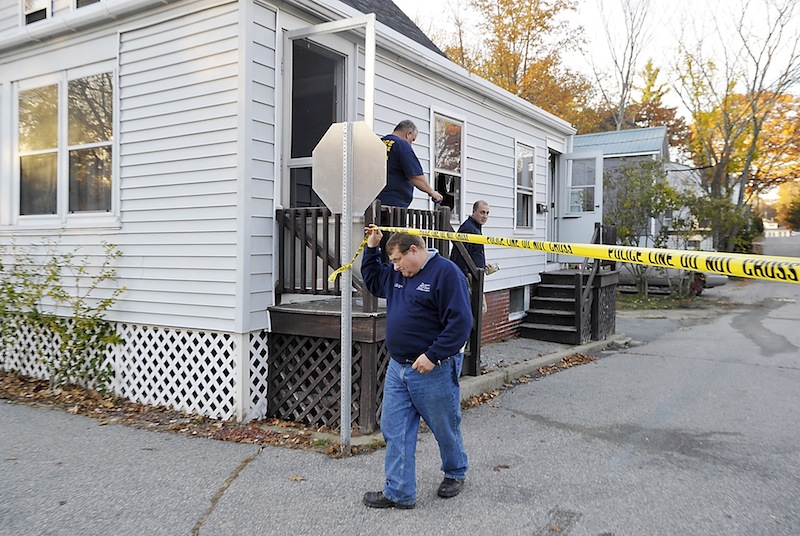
<box><xmin>351</xmin><ymin>333</ymin><xmax>630</xmax><ymax>447</ymax></box>
<box><xmin>459</xmin><ymin>333</ymin><xmax>630</xmax><ymax>401</ymax></box>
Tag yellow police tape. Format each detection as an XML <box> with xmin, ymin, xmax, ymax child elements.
<box><xmin>328</xmin><ymin>226</ymin><xmax>800</xmax><ymax>284</ymax></box>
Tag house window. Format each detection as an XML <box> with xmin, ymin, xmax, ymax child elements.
<box><xmin>76</xmin><ymin>0</ymin><xmax>100</xmax><ymax>7</ymax></box>
<box><xmin>24</xmin><ymin>0</ymin><xmax>49</xmax><ymax>24</ymax></box>
<box><xmin>509</xmin><ymin>286</ymin><xmax>526</xmax><ymax>319</ymax></box>
<box><xmin>569</xmin><ymin>158</ymin><xmax>596</xmax><ymax>212</ymax></box>
<box><xmin>18</xmin><ymin>72</ymin><xmax>113</xmax><ymax>217</ymax></box>
<box><xmin>433</xmin><ymin>113</ymin><xmax>463</xmax><ymax>220</ymax></box>
<box><xmin>516</xmin><ymin>142</ymin><xmax>534</xmax><ymax>228</ymax></box>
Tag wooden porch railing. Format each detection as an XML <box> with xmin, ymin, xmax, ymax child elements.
<box><xmin>576</xmin><ymin>223</ymin><xmax>617</xmax><ymax>341</ymax></box>
<box><xmin>274</xmin><ymin>202</ymin><xmax>483</xmax><ymax>376</ymax></box>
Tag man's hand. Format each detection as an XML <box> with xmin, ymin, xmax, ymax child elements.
<box><xmin>365</xmin><ymin>225</ymin><xmax>382</xmax><ymax>248</ymax></box>
<box><xmin>412</xmin><ymin>354</ymin><xmax>436</xmax><ymax>374</ymax></box>
<box><xmin>430</xmin><ymin>191</ymin><xmax>444</xmax><ymax>203</ymax></box>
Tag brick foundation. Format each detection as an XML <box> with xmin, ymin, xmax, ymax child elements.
<box><xmin>480</xmin><ymin>289</ymin><xmax>522</xmax><ymax>343</ymax></box>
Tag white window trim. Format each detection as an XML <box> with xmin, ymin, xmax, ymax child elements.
<box><xmin>429</xmin><ymin>108</ymin><xmax>466</xmax><ymax>221</ymax></box>
<box><xmin>12</xmin><ymin>62</ymin><xmax>120</xmax><ymax>230</ymax></box>
<box><xmin>23</xmin><ymin>0</ymin><xmax>51</xmax><ymax>24</ymax></box>
<box><xmin>514</xmin><ymin>138</ymin><xmax>536</xmax><ymax>233</ymax></box>
<box><xmin>74</xmin><ymin>0</ymin><xmax>102</xmax><ymax>9</ymax></box>
<box><xmin>508</xmin><ymin>285</ymin><xmax>529</xmax><ymax>321</ymax></box>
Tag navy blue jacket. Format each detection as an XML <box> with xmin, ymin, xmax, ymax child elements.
<box><xmin>450</xmin><ymin>216</ymin><xmax>485</xmax><ymax>275</ymax></box>
<box><xmin>376</xmin><ymin>134</ymin><xmax>424</xmax><ymax>208</ymax></box>
<box><xmin>361</xmin><ymin>246</ymin><xmax>471</xmax><ymax>363</ymax></box>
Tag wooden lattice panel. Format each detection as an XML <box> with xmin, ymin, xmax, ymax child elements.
<box><xmin>0</xmin><ymin>320</ymin><xmax>58</xmax><ymax>379</ymax></box>
<box><xmin>266</xmin><ymin>333</ymin><xmax>366</xmax><ymax>429</ymax></box>
<box><xmin>594</xmin><ymin>285</ymin><xmax>617</xmax><ymax>340</ymax></box>
<box><xmin>249</xmin><ymin>330</ymin><xmax>270</xmax><ymax>419</ymax></box>
<box><xmin>580</xmin><ymin>293</ymin><xmax>593</xmax><ymax>345</ymax></box>
<box><xmin>114</xmin><ymin>324</ymin><xmax>237</xmax><ymax>420</ymax></box>
<box><xmin>375</xmin><ymin>340</ymin><xmax>390</xmax><ymax>423</ymax></box>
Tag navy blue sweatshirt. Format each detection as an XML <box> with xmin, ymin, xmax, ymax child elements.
<box><xmin>361</xmin><ymin>246</ymin><xmax>472</xmax><ymax>363</ymax></box>
<box><xmin>450</xmin><ymin>216</ymin><xmax>485</xmax><ymax>276</ymax></box>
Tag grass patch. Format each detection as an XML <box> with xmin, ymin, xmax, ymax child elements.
<box><xmin>616</xmin><ymin>291</ymin><xmax>697</xmax><ymax>310</ymax></box>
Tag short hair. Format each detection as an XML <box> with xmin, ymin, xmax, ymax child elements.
<box><xmin>386</xmin><ymin>232</ymin><xmax>425</xmax><ymax>255</ymax></box>
<box><xmin>394</xmin><ymin>119</ymin><xmax>417</xmax><ymax>135</ymax></box>
<box><xmin>473</xmin><ymin>200</ymin><xmax>489</xmax><ymax>211</ymax></box>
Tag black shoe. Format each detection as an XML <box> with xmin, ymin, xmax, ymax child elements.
<box><xmin>437</xmin><ymin>477</ymin><xmax>464</xmax><ymax>498</ymax></box>
<box><xmin>363</xmin><ymin>491</ymin><xmax>415</xmax><ymax>509</ymax></box>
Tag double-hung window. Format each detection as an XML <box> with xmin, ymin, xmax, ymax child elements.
<box><xmin>18</xmin><ymin>70</ymin><xmax>114</xmax><ymax>221</ymax></box>
<box><xmin>433</xmin><ymin>113</ymin><xmax>463</xmax><ymax>220</ymax></box>
<box><xmin>515</xmin><ymin>142</ymin><xmax>535</xmax><ymax>229</ymax></box>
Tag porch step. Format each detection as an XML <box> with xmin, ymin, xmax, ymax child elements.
<box><xmin>530</xmin><ymin>296</ymin><xmax>575</xmax><ymax>311</ymax></box>
<box><xmin>518</xmin><ymin>322</ymin><xmax>580</xmax><ymax>344</ymax></box>
<box><xmin>526</xmin><ymin>309</ymin><xmax>576</xmax><ymax>326</ymax></box>
<box><xmin>535</xmin><ymin>284</ymin><xmax>576</xmax><ymax>299</ymax></box>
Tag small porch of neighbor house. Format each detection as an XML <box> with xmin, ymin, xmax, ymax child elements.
<box><xmin>267</xmin><ymin>204</ymin><xmax>619</xmax><ymax>434</ymax></box>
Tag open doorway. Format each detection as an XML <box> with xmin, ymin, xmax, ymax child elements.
<box><xmin>288</xmin><ymin>40</ymin><xmax>344</xmax><ymax>208</ymax></box>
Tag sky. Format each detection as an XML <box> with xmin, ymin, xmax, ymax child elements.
<box><xmin>391</xmin><ymin>0</ymin><xmax>797</xmax><ymax>115</ymax></box>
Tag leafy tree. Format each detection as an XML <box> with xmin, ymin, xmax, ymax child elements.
<box><xmin>629</xmin><ymin>60</ymin><xmax>690</xmax><ymax>150</ymax></box>
<box><xmin>603</xmin><ymin>159</ymin><xmax>684</xmax><ymax>294</ymax></box>
<box><xmin>591</xmin><ymin>0</ymin><xmax>654</xmax><ymax>132</ymax></box>
<box><xmin>775</xmin><ymin>180</ymin><xmax>800</xmax><ymax>230</ymax></box>
<box><xmin>604</xmin><ymin>159</ymin><xmax>677</xmax><ymax>246</ymax></box>
<box><xmin>784</xmin><ymin>198</ymin><xmax>800</xmax><ymax>231</ymax></box>
<box><xmin>746</xmin><ymin>93</ymin><xmax>800</xmax><ymax>196</ymax></box>
<box><xmin>672</xmin><ymin>0</ymin><xmax>800</xmax><ymax>251</ymax></box>
<box><xmin>438</xmin><ymin>0</ymin><xmax>597</xmax><ymax>128</ymax></box>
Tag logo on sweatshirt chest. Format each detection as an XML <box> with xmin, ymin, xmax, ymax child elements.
<box><xmin>415</xmin><ymin>282</ymin><xmax>431</xmax><ymax>293</ymax></box>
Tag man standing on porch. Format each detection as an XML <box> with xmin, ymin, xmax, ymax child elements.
<box><xmin>376</xmin><ymin>120</ymin><xmax>443</xmax><ymax>208</ymax></box>
<box><xmin>361</xmin><ymin>227</ymin><xmax>471</xmax><ymax>510</ymax></box>
<box><xmin>450</xmin><ymin>200</ymin><xmax>490</xmax><ymax>275</ymax></box>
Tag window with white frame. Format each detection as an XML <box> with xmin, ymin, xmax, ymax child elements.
<box><xmin>24</xmin><ymin>0</ymin><xmax>49</xmax><ymax>24</ymax></box>
<box><xmin>568</xmin><ymin>158</ymin><xmax>596</xmax><ymax>212</ymax></box>
<box><xmin>18</xmin><ymin>71</ymin><xmax>113</xmax><ymax>218</ymax></box>
<box><xmin>433</xmin><ymin>113</ymin><xmax>463</xmax><ymax>220</ymax></box>
<box><xmin>76</xmin><ymin>0</ymin><xmax>101</xmax><ymax>7</ymax></box>
<box><xmin>515</xmin><ymin>142</ymin><xmax>534</xmax><ymax>228</ymax></box>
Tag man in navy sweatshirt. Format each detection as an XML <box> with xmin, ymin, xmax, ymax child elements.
<box><xmin>361</xmin><ymin>227</ymin><xmax>472</xmax><ymax>510</ymax></box>
<box><xmin>450</xmin><ymin>200</ymin><xmax>490</xmax><ymax>275</ymax></box>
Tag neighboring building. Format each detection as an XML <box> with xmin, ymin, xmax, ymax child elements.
<box><xmin>763</xmin><ymin>221</ymin><xmax>792</xmax><ymax>238</ymax></box>
<box><xmin>573</xmin><ymin>126</ymin><xmax>669</xmax><ymax>247</ymax></box>
<box><xmin>663</xmin><ymin>161</ymin><xmax>715</xmax><ymax>251</ymax></box>
<box><xmin>0</xmin><ymin>0</ymin><xmax>600</xmax><ymax>421</ymax></box>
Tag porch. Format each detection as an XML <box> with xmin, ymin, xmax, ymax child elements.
<box><xmin>267</xmin><ymin>204</ymin><xmax>618</xmax><ymax>433</ymax></box>
<box><xmin>268</xmin><ymin>203</ymin><xmax>485</xmax><ymax>434</ymax></box>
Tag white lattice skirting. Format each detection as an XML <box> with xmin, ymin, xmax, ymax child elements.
<box><xmin>1</xmin><ymin>322</ymin><xmax>271</xmax><ymax>421</ymax></box>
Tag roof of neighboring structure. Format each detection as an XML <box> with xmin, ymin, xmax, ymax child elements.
<box><xmin>339</xmin><ymin>0</ymin><xmax>444</xmax><ymax>56</ymax></box>
<box><xmin>572</xmin><ymin>126</ymin><xmax>668</xmax><ymax>157</ymax></box>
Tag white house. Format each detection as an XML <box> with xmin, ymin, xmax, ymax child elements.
<box><xmin>0</xmin><ymin>0</ymin><xmax>602</xmax><ymax>422</ymax></box>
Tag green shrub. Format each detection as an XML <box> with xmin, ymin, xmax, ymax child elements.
<box><xmin>0</xmin><ymin>239</ymin><xmax>125</xmax><ymax>391</ymax></box>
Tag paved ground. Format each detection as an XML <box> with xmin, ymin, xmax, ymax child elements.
<box><xmin>2</xmin><ymin>235</ymin><xmax>797</xmax><ymax>536</ymax></box>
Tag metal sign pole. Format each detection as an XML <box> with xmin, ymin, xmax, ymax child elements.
<box><xmin>340</xmin><ymin>123</ymin><xmax>353</xmax><ymax>453</ymax></box>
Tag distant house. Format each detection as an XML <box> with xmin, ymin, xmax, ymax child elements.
<box><xmin>573</xmin><ymin>126</ymin><xmax>670</xmax><ymax>247</ymax></box>
<box><xmin>0</xmin><ymin>0</ymin><xmax>602</xmax><ymax>422</ymax></box>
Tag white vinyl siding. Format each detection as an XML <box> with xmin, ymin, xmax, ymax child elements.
<box><xmin>373</xmin><ymin>58</ymin><xmax>560</xmax><ymax>293</ymax></box>
<box><xmin>0</xmin><ymin>1</ymin><xmax>18</xmax><ymax>34</ymax></box>
<box><xmin>246</xmin><ymin>3</ymin><xmax>278</xmax><ymax>330</ymax></box>
<box><xmin>116</xmin><ymin>2</ymin><xmax>241</xmax><ymax>330</ymax></box>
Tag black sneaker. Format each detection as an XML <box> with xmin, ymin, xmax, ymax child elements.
<box><xmin>363</xmin><ymin>491</ymin><xmax>415</xmax><ymax>509</ymax></box>
<box><xmin>437</xmin><ymin>477</ymin><xmax>464</xmax><ymax>498</ymax></box>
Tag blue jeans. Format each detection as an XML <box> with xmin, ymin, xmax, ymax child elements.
<box><xmin>380</xmin><ymin>353</ymin><xmax>468</xmax><ymax>505</ymax></box>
